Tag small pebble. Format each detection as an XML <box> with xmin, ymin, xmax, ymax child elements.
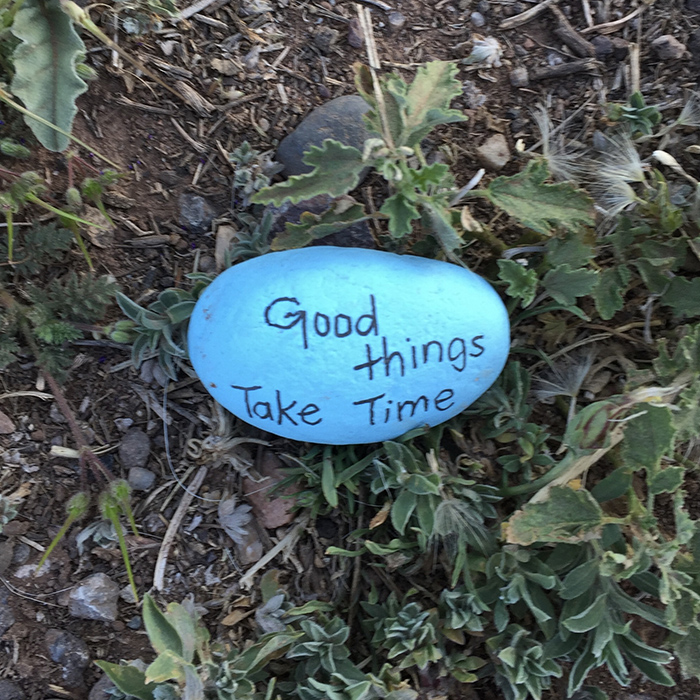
<box><xmin>470</xmin><ymin>11</ymin><xmax>485</xmax><ymax>27</ymax></box>
<box><xmin>178</xmin><ymin>193</ymin><xmax>216</xmax><ymax>235</ymax></box>
<box><xmin>611</xmin><ymin>37</ymin><xmax>629</xmax><ymax>60</ymax></box>
<box><xmin>118</xmin><ymin>428</ymin><xmax>151</xmax><ymax>470</ymax></box>
<box><xmin>199</xmin><ymin>255</ymin><xmax>216</xmax><ymax>273</ymax></box>
<box><xmin>347</xmin><ymin>18</ymin><xmax>364</xmax><ymax>48</ymax></box>
<box><xmin>46</xmin><ymin>629</ymin><xmax>90</xmax><ymax>688</ymax></box>
<box><xmin>127</xmin><ymin>615</ymin><xmax>142</xmax><ymax>630</ymax></box>
<box><xmin>509</xmin><ymin>66</ymin><xmax>529</xmax><ymax>87</ymax></box>
<box><xmin>313</xmin><ymin>26</ymin><xmax>339</xmax><ymax>53</ymax></box>
<box><xmin>128</xmin><ymin>467</ymin><xmax>156</xmax><ymax>491</ymax></box>
<box><xmin>651</xmin><ymin>35</ymin><xmax>686</xmax><ymax>60</ymax></box>
<box><xmin>387</xmin><ymin>11</ymin><xmax>406</xmax><ymax>32</ymax></box>
<box><xmin>546</xmin><ymin>51</ymin><xmax>564</xmax><ymax>67</ymax></box>
<box><xmin>591</xmin><ymin>35</ymin><xmax>613</xmax><ymax>59</ymax></box>
<box><xmin>476</xmin><ymin>133</ymin><xmax>510</xmax><ymax>171</ymax></box>
<box><xmin>114</xmin><ymin>418</ymin><xmax>133</xmax><ymax>433</ymax></box>
<box><xmin>68</xmin><ymin>573</ymin><xmax>120</xmax><ymax>622</ymax></box>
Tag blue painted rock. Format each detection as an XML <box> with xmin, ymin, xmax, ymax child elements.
<box><xmin>188</xmin><ymin>248</ymin><xmax>510</xmax><ymax>445</ymax></box>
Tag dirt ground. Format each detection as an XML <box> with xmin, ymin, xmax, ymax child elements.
<box><xmin>1</xmin><ymin>0</ymin><xmax>700</xmax><ymax>698</ymax></box>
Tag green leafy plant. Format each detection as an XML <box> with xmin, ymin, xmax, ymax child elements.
<box><xmin>608</xmin><ymin>91</ymin><xmax>662</xmax><ymax>137</ymax></box>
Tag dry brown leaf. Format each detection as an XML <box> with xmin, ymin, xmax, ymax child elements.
<box><xmin>222</xmin><ymin>608</ymin><xmax>253</xmax><ymax>626</ymax></box>
<box><xmin>0</xmin><ymin>409</ymin><xmax>15</xmax><ymax>434</ymax></box>
<box><xmin>242</xmin><ymin>451</ymin><xmax>299</xmax><ymax>529</ymax></box>
<box><xmin>369</xmin><ymin>501</ymin><xmax>391</xmax><ymax>529</ymax></box>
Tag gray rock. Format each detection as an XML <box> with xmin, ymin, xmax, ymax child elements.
<box><xmin>118</xmin><ymin>428</ymin><xmax>150</xmax><ymax>470</ymax></box>
<box><xmin>689</xmin><ymin>29</ymin><xmax>700</xmax><ymax>63</ymax></box>
<box><xmin>88</xmin><ymin>674</ymin><xmax>116</xmax><ymax>700</ymax></box>
<box><xmin>0</xmin><ymin>592</ymin><xmax>15</xmax><ymax>637</ymax></box>
<box><xmin>68</xmin><ymin>573</ymin><xmax>119</xmax><ymax>621</ymax></box>
<box><xmin>591</xmin><ymin>35</ymin><xmax>613</xmax><ymax>59</ymax></box>
<box><xmin>178</xmin><ymin>193</ymin><xmax>216</xmax><ymax>234</ymax></box>
<box><xmin>128</xmin><ymin>466</ymin><xmax>156</xmax><ymax>491</ymax></box>
<box><xmin>126</xmin><ymin>615</ymin><xmax>142</xmax><ymax>629</ymax></box>
<box><xmin>476</xmin><ymin>133</ymin><xmax>510</xmax><ymax>172</ymax></box>
<box><xmin>113</xmin><ymin>417</ymin><xmax>134</xmax><ymax>433</ymax></box>
<box><xmin>651</xmin><ymin>35</ymin><xmax>686</xmax><ymax>60</ymax></box>
<box><xmin>471</xmin><ymin>11</ymin><xmax>485</xmax><ymax>27</ymax></box>
<box><xmin>313</xmin><ymin>26</ymin><xmax>339</xmax><ymax>53</ymax></box>
<box><xmin>46</xmin><ymin>629</ymin><xmax>90</xmax><ymax>687</ymax></box>
<box><xmin>611</xmin><ymin>37</ymin><xmax>629</xmax><ymax>60</ymax></box>
<box><xmin>276</xmin><ymin>95</ymin><xmax>371</xmax><ymax>177</ymax></box>
<box><xmin>387</xmin><ymin>11</ymin><xmax>406</xmax><ymax>32</ymax></box>
<box><xmin>509</xmin><ymin>67</ymin><xmax>529</xmax><ymax>87</ymax></box>
<box><xmin>347</xmin><ymin>18</ymin><xmax>364</xmax><ymax>48</ymax></box>
<box><xmin>265</xmin><ymin>194</ymin><xmax>375</xmax><ymax>249</ymax></box>
<box><xmin>688</xmin><ymin>0</ymin><xmax>700</xmax><ymax>11</ymax></box>
<box><xmin>139</xmin><ymin>358</ymin><xmax>155</xmax><ymax>384</ymax></box>
<box><xmin>0</xmin><ymin>679</ymin><xmax>24</xmax><ymax>700</ymax></box>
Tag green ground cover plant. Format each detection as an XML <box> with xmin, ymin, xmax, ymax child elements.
<box><xmin>102</xmin><ymin>58</ymin><xmax>700</xmax><ymax>700</ymax></box>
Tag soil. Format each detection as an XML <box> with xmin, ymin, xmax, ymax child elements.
<box><xmin>1</xmin><ymin>1</ymin><xmax>700</xmax><ymax>699</ymax></box>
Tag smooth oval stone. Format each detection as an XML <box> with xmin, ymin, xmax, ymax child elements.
<box><xmin>188</xmin><ymin>248</ymin><xmax>510</xmax><ymax>445</ymax></box>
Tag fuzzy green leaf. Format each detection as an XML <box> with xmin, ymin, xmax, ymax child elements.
<box><xmin>621</xmin><ymin>405</ymin><xmax>676</xmax><ymax>477</ymax></box>
<box><xmin>497</xmin><ymin>259</ymin><xmax>538</xmax><ymax>306</ymax></box>
<box><xmin>542</xmin><ymin>265</ymin><xmax>598</xmax><ymax>307</ymax></box>
<box><xmin>391</xmin><ymin>489</ymin><xmax>417</xmax><ymax>535</ymax></box>
<box><xmin>593</xmin><ymin>265</ymin><xmax>632</xmax><ymax>320</ymax></box>
<box><xmin>478</xmin><ymin>160</ymin><xmax>595</xmax><ymax>236</ymax></box>
<box><xmin>422</xmin><ymin>199</ymin><xmax>463</xmax><ymax>255</ymax></box>
<box><xmin>142</xmin><ymin>594</ymin><xmax>184</xmax><ymax>657</ymax></box>
<box><xmin>661</xmin><ymin>277</ymin><xmax>700</xmax><ymax>318</ymax></box>
<box><xmin>559</xmin><ymin>560</ymin><xmax>599</xmax><ymax>600</ymax></box>
<box><xmin>145</xmin><ymin>650</ymin><xmax>187</xmax><ymax>684</ymax></box>
<box><xmin>322</xmin><ymin>450</ymin><xmax>338</xmax><ymax>509</ymax></box>
<box><xmin>251</xmin><ymin>140</ymin><xmax>365</xmax><ymax>206</ymax></box>
<box><xmin>591</xmin><ymin>468</ymin><xmax>632</xmax><ymax>503</ymax></box>
<box><xmin>94</xmin><ymin>662</ymin><xmax>156</xmax><ymax>700</ymax></box>
<box><xmin>648</xmin><ymin>466</ymin><xmax>685</xmax><ymax>495</ymax></box>
<box><xmin>674</xmin><ymin>626</ymin><xmax>700</xmax><ymax>679</ymax></box>
<box><xmin>380</xmin><ymin>193</ymin><xmax>420</xmax><ymax>238</ymax></box>
<box><xmin>562</xmin><ymin>593</ymin><xmax>607</xmax><ymax>633</ymax></box>
<box><xmin>273</xmin><ymin>201</ymin><xmax>368</xmax><ymax>251</ymax></box>
<box><xmin>545</xmin><ymin>233</ymin><xmax>594</xmax><ymax>268</ymax></box>
<box><xmin>505</xmin><ymin>487</ymin><xmax>603</xmax><ymax>546</ymax></box>
<box><xmin>10</xmin><ymin>0</ymin><xmax>88</xmax><ymax>152</ymax></box>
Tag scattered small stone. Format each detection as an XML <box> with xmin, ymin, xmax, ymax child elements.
<box><xmin>29</xmin><ymin>429</ymin><xmax>44</xmax><ymax>441</ymax></box>
<box><xmin>178</xmin><ymin>193</ymin><xmax>216</xmax><ymax>234</ymax></box>
<box><xmin>476</xmin><ymin>133</ymin><xmax>510</xmax><ymax>172</ymax></box>
<box><xmin>689</xmin><ymin>29</ymin><xmax>700</xmax><ymax>63</ymax></box>
<box><xmin>591</xmin><ymin>35</ymin><xmax>613</xmax><ymax>59</ymax></box>
<box><xmin>113</xmin><ymin>417</ymin><xmax>133</xmax><ymax>433</ymax></box>
<box><xmin>118</xmin><ymin>428</ymin><xmax>151</xmax><ymax>470</ymax></box>
<box><xmin>313</xmin><ymin>26</ymin><xmax>339</xmax><ymax>53</ymax></box>
<box><xmin>11</xmin><ymin>542</ymin><xmax>30</xmax><ymax>565</ymax></box>
<box><xmin>651</xmin><ymin>35</ymin><xmax>686</xmax><ymax>60</ymax></box>
<box><xmin>471</xmin><ymin>11</ymin><xmax>485</xmax><ymax>27</ymax></box>
<box><xmin>546</xmin><ymin>51</ymin><xmax>564</xmax><ymax>66</ymax></box>
<box><xmin>0</xmin><ymin>409</ymin><xmax>14</xmax><ymax>434</ymax></box>
<box><xmin>68</xmin><ymin>573</ymin><xmax>119</xmax><ymax>622</ymax></box>
<box><xmin>49</xmin><ymin>403</ymin><xmax>66</xmax><ymax>424</ymax></box>
<box><xmin>509</xmin><ymin>66</ymin><xmax>529</xmax><ymax>87</ymax></box>
<box><xmin>276</xmin><ymin>95</ymin><xmax>371</xmax><ymax>177</ymax></box>
<box><xmin>347</xmin><ymin>18</ymin><xmax>364</xmax><ymax>48</ymax></box>
<box><xmin>610</xmin><ymin>37</ymin><xmax>629</xmax><ymax>60</ymax></box>
<box><xmin>0</xmin><ymin>593</ymin><xmax>16</xmax><ymax>637</ymax></box>
<box><xmin>46</xmin><ymin>629</ymin><xmax>90</xmax><ymax>687</ymax></box>
<box><xmin>387</xmin><ymin>11</ymin><xmax>406</xmax><ymax>32</ymax></box>
<box><xmin>120</xmin><ymin>585</ymin><xmax>138</xmax><ymax>604</ymax></box>
<box><xmin>126</xmin><ymin>615</ymin><xmax>142</xmax><ymax>630</ymax></box>
<box><xmin>88</xmin><ymin>674</ymin><xmax>116</xmax><ymax>700</ymax></box>
<box><xmin>157</xmin><ymin>170</ymin><xmax>179</xmax><ymax>187</ymax></box>
<box><xmin>513</xmin><ymin>45</ymin><xmax>528</xmax><ymax>57</ymax></box>
<box><xmin>128</xmin><ymin>466</ymin><xmax>156</xmax><ymax>491</ymax></box>
<box><xmin>0</xmin><ymin>679</ymin><xmax>24</xmax><ymax>700</ymax></box>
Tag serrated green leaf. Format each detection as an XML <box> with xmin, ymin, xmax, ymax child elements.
<box><xmin>661</xmin><ymin>277</ymin><xmax>700</xmax><ymax>318</ymax></box>
<box><xmin>380</xmin><ymin>193</ymin><xmax>420</xmax><ymax>238</ymax></box>
<box><xmin>649</xmin><ymin>466</ymin><xmax>685</xmax><ymax>495</ymax></box>
<box><xmin>142</xmin><ymin>594</ymin><xmax>184</xmax><ymax>657</ymax></box>
<box><xmin>391</xmin><ymin>489</ymin><xmax>417</xmax><ymax>535</ymax></box>
<box><xmin>562</xmin><ymin>593</ymin><xmax>607</xmax><ymax>633</ymax></box>
<box><xmin>412</xmin><ymin>163</ymin><xmax>451</xmax><ymax>190</ymax></box>
<box><xmin>11</xmin><ymin>0</ymin><xmax>88</xmax><ymax>152</ymax></box>
<box><xmin>94</xmin><ymin>662</ymin><xmax>156</xmax><ymax>700</ymax></box>
<box><xmin>477</xmin><ymin>160</ymin><xmax>595</xmax><ymax>236</ymax></box>
<box><xmin>497</xmin><ymin>259</ymin><xmax>538</xmax><ymax>306</ymax></box>
<box><xmin>272</xmin><ymin>201</ymin><xmax>368</xmax><ymax>251</ymax></box>
<box><xmin>252</xmin><ymin>140</ymin><xmax>365</xmax><ymax>206</ymax></box>
<box><xmin>593</xmin><ymin>265</ymin><xmax>632</xmax><ymax>320</ymax></box>
<box><xmin>422</xmin><ymin>199</ymin><xmax>463</xmax><ymax>255</ymax></box>
<box><xmin>621</xmin><ymin>405</ymin><xmax>676</xmax><ymax>477</ymax></box>
<box><xmin>542</xmin><ymin>264</ymin><xmax>598</xmax><ymax>307</ymax></box>
<box><xmin>505</xmin><ymin>487</ymin><xmax>603</xmax><ymax>546</ymax></box>
<box><xmin>545</xmin><ymin>233</ymin><xmax>594</xmax><ymax>268</ymax></box>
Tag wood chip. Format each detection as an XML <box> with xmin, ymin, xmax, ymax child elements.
<box><xmin>175</xmin><ymin>81</ymin><xmax>215</xmax><ymax>116</ymax></box>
